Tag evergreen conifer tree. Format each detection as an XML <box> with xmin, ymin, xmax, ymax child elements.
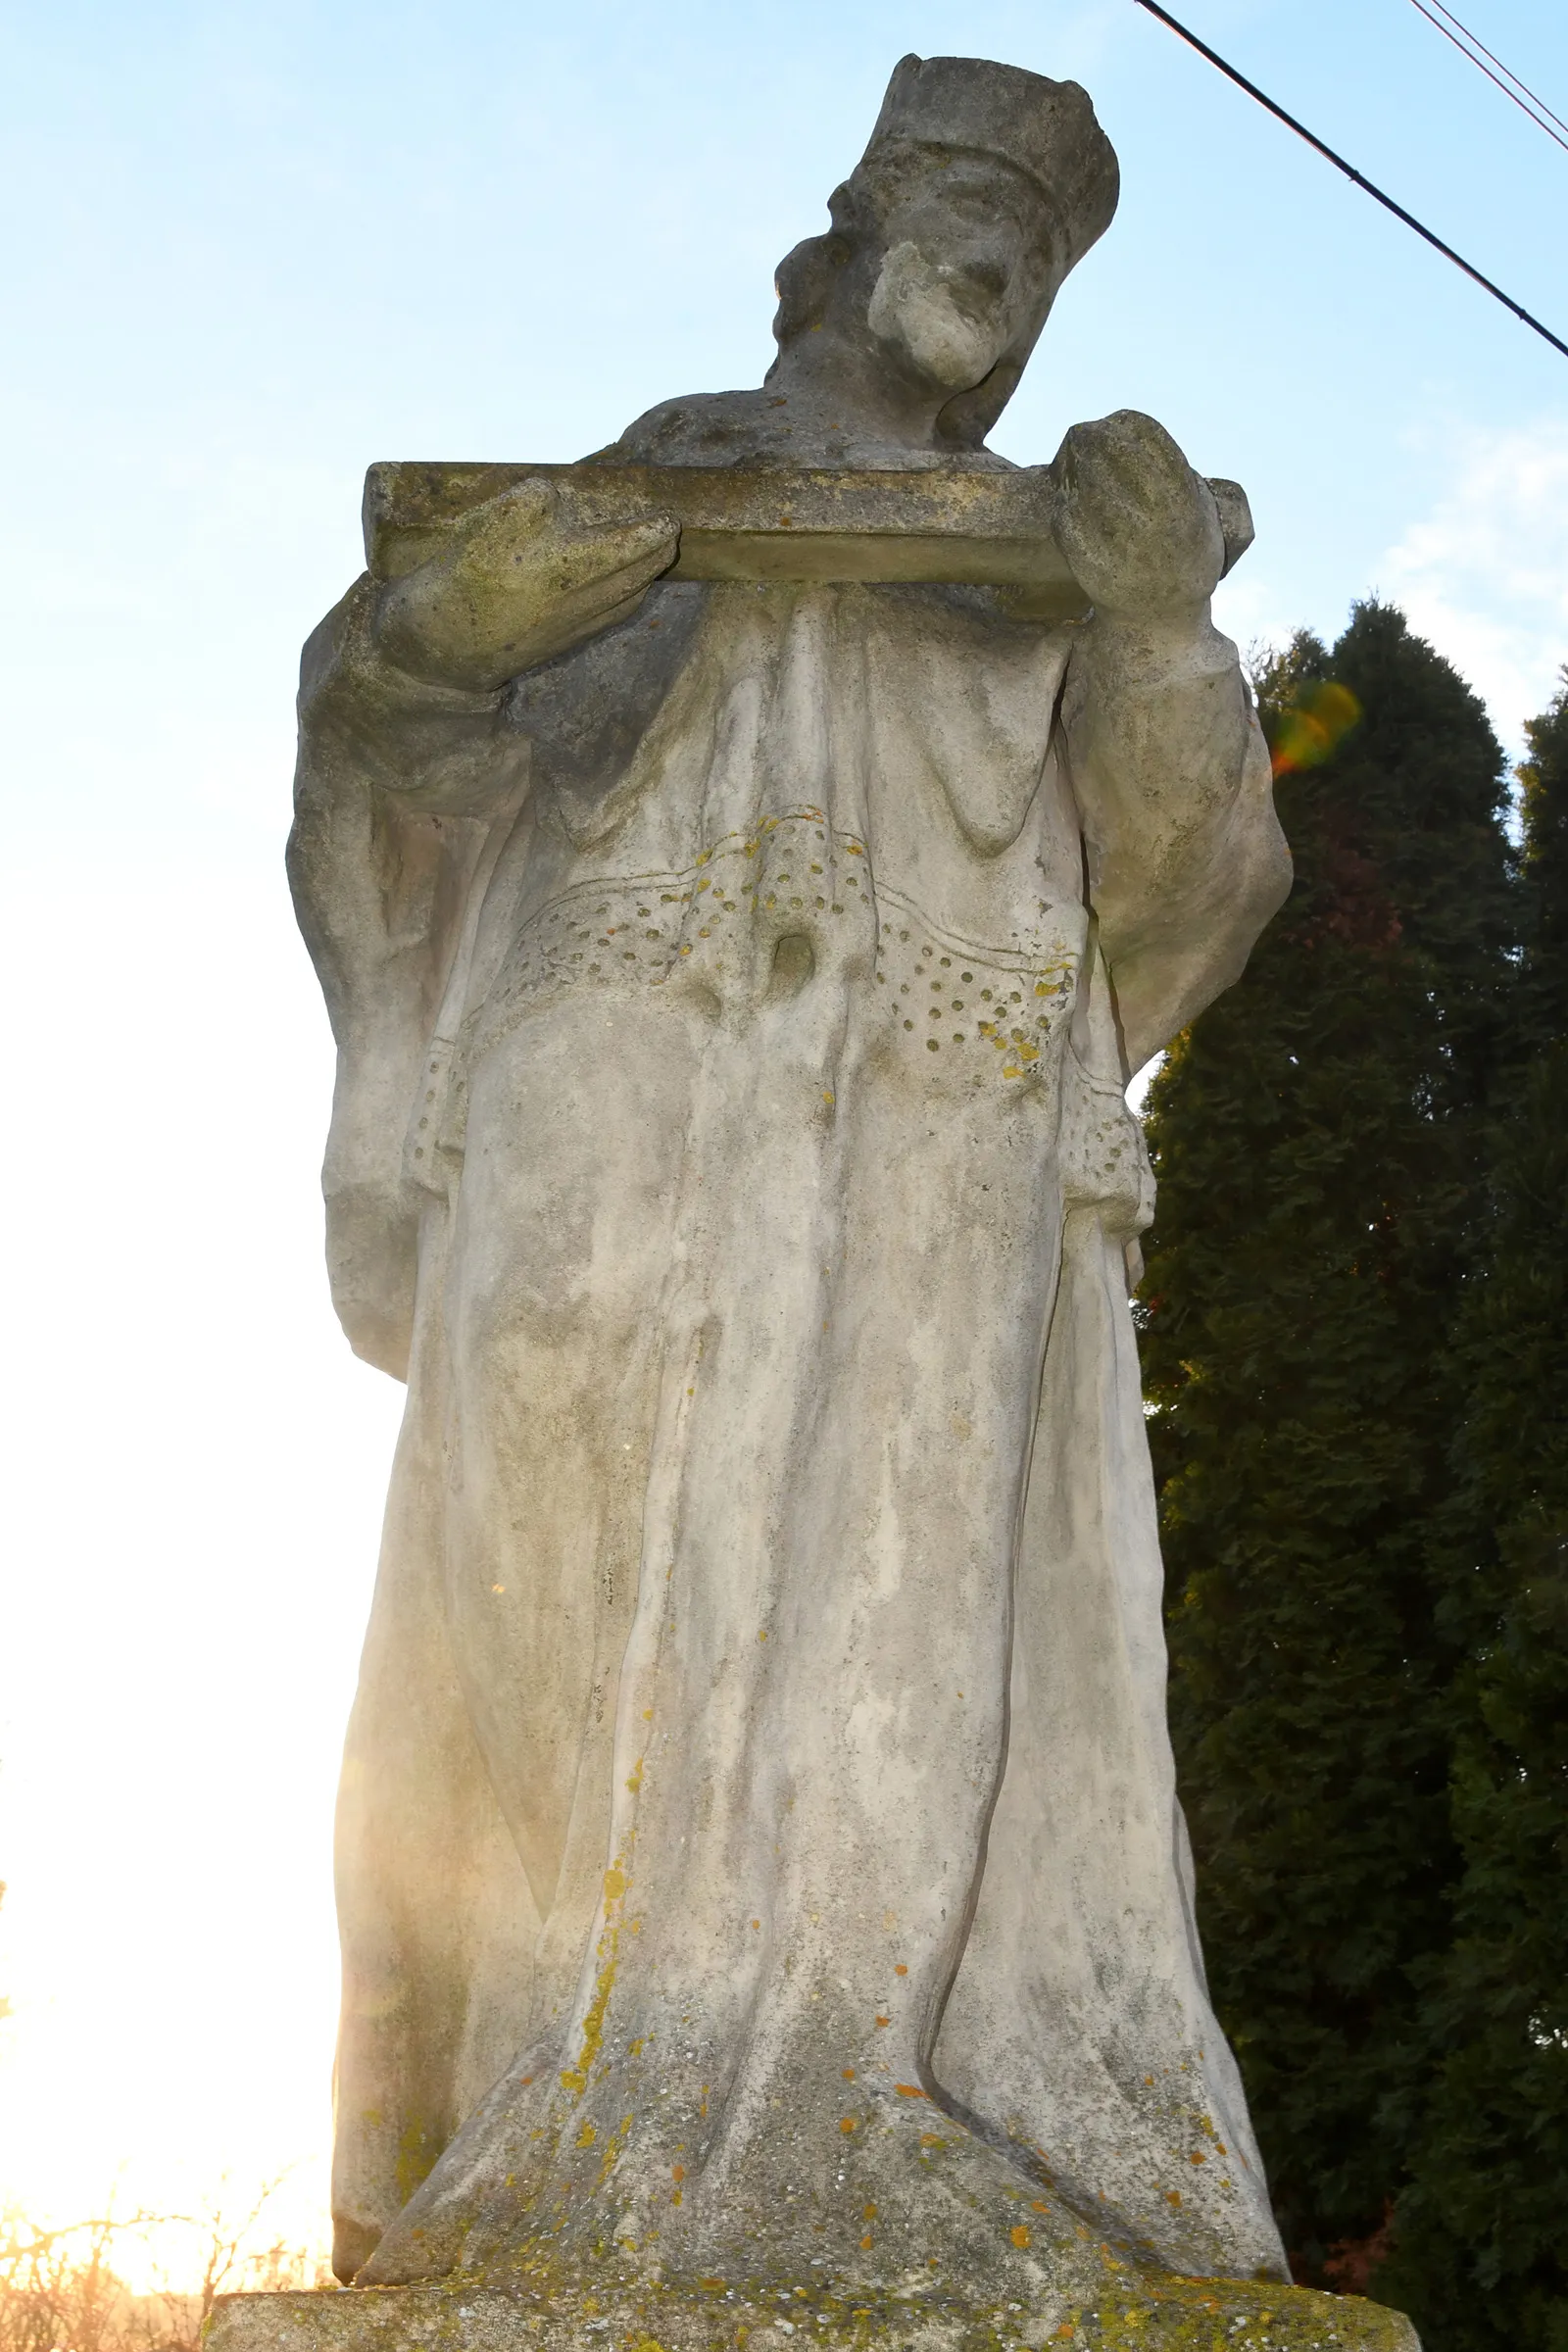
<box><xmin>1378</xmin><ymin>676</ymin><xmax>1568</xmax><ymax>2352</ymax></box>
<box><xmin>1136</xmin><ymin>602</ymin><xmax>1513</xmax><ymax>2285</ymax></box>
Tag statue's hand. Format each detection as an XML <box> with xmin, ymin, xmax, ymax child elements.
<box><xmin>1052</xmin><ymin>410</ymin><xmax>1225</xmax><ymax>626</ymax></box>
<box><xmin>373</xmin><ymin>478</ymin><xmax>679</xmax><ymax>692</ymax></box>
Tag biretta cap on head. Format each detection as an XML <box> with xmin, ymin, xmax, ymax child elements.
<box><xmin>858</xmin><ymin>54</ymin><xmax>1119</xmax><ymax>271</ymax></box>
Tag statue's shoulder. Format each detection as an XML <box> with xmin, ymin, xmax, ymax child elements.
<box><xmin>590</xmin><ymin>391</ymin><xmax>1031</xmax><ymax>476</ymax></box>
<box><xmin>589</xmin><ymin>390</ymin><xmax>782</xmax><ymax>468</ymax></box>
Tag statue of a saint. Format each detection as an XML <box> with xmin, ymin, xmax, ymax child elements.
<box><xmin>278</xmin><ymin>52</ymin><xmax>1388</xmax><ymax>2346</ymax></box>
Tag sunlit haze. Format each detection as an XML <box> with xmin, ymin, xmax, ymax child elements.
<box><xmin>2</xmin><ymin>0</ymin><xmax>1564</xmax><ymax>2278</ymax></box>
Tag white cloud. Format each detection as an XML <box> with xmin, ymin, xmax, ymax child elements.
<box><xmin>1379</xmin><ymin>416</ymin><xmax>1568</xmax><ymax>758</ymax></box>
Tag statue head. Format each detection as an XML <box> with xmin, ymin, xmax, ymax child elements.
<box><xmin>769</xmin><ymin>56</ymin><xmax>1119</xmax><ymax>448</ymax></box>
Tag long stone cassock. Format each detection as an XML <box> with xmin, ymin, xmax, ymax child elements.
<box><xmin>291</xmin><ymin>561</ymin><xmax>1291</xmax><ymax>2300</ymax></box>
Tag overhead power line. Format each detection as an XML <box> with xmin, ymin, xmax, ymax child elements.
<box><xmin>1130</xmin><ymin>0</ymin><xmax>1568</xmax><ymax>364</ymax></box>
<box><xmin>1407</xmin><ymin>0</ymin><xmax>1568</xmax><ymax>157</ymax></box>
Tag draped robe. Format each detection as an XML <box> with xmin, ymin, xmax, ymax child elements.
<box><xmin>293</xmin><ymin>557</ymin><xmax>1292</xmax><ymax>2308</ymax></box>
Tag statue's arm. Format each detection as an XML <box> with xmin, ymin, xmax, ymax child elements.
<box><xmin>292</xmin><ymin>485</ymin><xmax>678</xmax><ymax>1377</ymax></box>
<box><xmin>289</xmin><ymin>582</ymin><xmax>523</xmax><ymax>1376</ymax></box>
<box><xmin>296</xmin><ymin>472</ymin><xmax>683</xmax><ymax>816</ymax></box>
<box><xmin>1053</xmin><ymin>412</ymin><xmax>1292</xmax><ymax>1074</ymax></box>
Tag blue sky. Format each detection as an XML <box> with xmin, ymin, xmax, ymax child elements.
<box><xmin>1</xmin><ymin>0</ymin><xmax>1564</xmax><ymax>2259</ymax></box>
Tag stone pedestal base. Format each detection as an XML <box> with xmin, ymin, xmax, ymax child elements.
<box><xmin>210</xmin><ymin>2274</ymin><xmax>1419</xmax><ymax>2352</ymax></box>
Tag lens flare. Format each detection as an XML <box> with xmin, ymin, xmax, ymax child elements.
<box><xmin>1269</xmin><ymin>680</ymin><xmax>1361</xmax><ymax>777</ymax></box>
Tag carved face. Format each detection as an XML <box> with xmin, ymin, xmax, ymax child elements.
<box><xmin>859</xmin><ymin>154</ymin><xmax>1063</xmax><ymax>394</ymax></box>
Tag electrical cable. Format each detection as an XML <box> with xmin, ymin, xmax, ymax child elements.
<box><xmin>1130</xmin><ymin>0</ymin><xmax>1568</xmax><ymax>363</ymax></box>
<box><xmin>1408</xmin><ymin>0</ymin><xmax>1568</xmax><ymax>153</ymax></box>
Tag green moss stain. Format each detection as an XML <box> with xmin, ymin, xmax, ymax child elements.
<box><xmin>394</xmin><ymin>2118</ymin><xmax>437</xmax><ymax>2207</ymax></box>
<box><xmin>561</xmin><ymin>1858</ymin><xmax>629</xmax><ymax>2097</ymax></box>
<box><xmin>213</xmin><ymin>2270</ymin><xmax>1416</xmax><ymax>2352</ymax></box>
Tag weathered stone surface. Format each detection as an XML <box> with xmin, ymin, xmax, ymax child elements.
<box><xmin>212</xmin><ymin>2277</ymin><xmax>1418</xmax><ymax>2352</ymax></box>
<box><xmin>362</xmin><ymin>463</ymin><xmax>1255</xmax><ymax>621</ymax></box>
<box><xmin>274</xmin><ymin>46</ymin><xmax>1417</xmax><ymax>2352</ymax></box>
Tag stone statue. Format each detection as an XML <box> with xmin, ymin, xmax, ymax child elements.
<box><xmin>247</xmin><ymin>52</ymin><xmax>1417</xmax><ymax>2352</ymax></box>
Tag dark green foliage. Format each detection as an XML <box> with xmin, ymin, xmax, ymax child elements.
<box><xmin>1136</xmin><ymin>603</ymin><xmax>1514</xmax><ymax>2289</ymax></box>
<box><xmin>1377</xmin><ymin>679</ymin><xmax>1568</xmax><ymax>2352</ymax></box>
<box><xmin>1517</xmin><ymin>680</ymin><xmax>1568</xmax><ymax>1048</ymax></box>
